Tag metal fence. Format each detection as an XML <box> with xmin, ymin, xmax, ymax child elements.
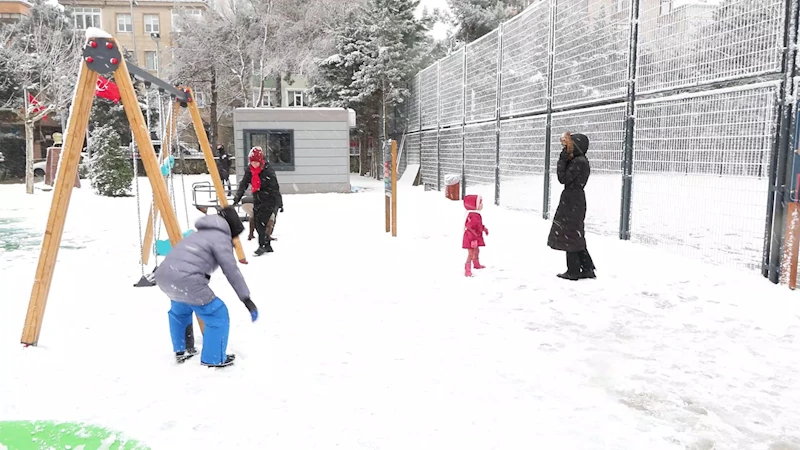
<box><xmin>403</xmin><ymin>0</ymin><xmax>798</xmax><ymax>278</ymax></box>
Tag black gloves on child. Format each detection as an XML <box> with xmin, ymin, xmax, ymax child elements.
<box><xmin>242</xmin><ymin>297</ymin><xmax>258</xmax><ymax>322</ymax></box>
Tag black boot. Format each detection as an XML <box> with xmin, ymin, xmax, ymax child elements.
<box><xmin>578</xmin><ymin>249</ymin><xmax>596</xmax><ymax>279</ymax></box>
<box><xmin>557</xmin><ymin>252</ymin><xmax>582</xmax><ymax>281</ymax></box>
<box><xmin>202</xmin><ymin>354</ymin><xmax>236</xmax><ymax>368</ymax></box>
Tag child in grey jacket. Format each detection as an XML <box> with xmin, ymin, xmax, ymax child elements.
<box><xmin>154</xmin><ymin>207</ymin><xmax>257</xmax><ymax>368</ymax></box>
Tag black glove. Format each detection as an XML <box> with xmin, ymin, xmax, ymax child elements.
<box><xmin>279</xmin><ymin>207</ymin><xmax>284</xmax><ymax>213</ymax></box>
<box><xmin>204</xmin><ymin>274</ymin><xmax>211</xmax><ymax>280</ymax></box>
<box><xmin>242</xmin><ymin>297</ymin><xmax>258</xmax><ymax>322</ymax></box>
<box><xmin>232</xmin><ymin>196</ymin><xmax>241</xmax><ymax>206</ymax></box>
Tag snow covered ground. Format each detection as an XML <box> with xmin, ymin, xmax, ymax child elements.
<box><xmin>1</xmin><ymin>174</ymin><xmax>799</xmax><ymax>450</ymax></box>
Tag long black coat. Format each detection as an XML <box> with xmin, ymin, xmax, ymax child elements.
<box><xmin>234</xmin><ymin>166</ymin><xmax>282</xmax><ymax>211</ymax></box>
<box><xmin>547</xmin><ymin>148</ymin><xmax>590</xmax><ymax>252</ymax></box>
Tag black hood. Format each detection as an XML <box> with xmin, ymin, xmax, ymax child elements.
<box><xmin>571</xmin><ymin>133</ymin><xmax>589</xmax><ymax>156</ymax></box>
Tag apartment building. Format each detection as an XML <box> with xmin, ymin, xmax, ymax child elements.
<box><xmin>57</xmin><ymin>0</ymin><xmax>207</xmax><ymax>73</ymax></box>
<box><xmin>0</xmin><ymin>0</ymin><xmax>30</xmax><ymax>23</ymax></box>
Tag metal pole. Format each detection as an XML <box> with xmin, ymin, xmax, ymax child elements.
<box><xmin>543</xmin><ymin>0</ymin><xmax>557</xmax><ymax>219</ymax></box>
<box><xmin>765</xmin><ymin>0</ymin><xmax>799</xmax><ymax>282</ymax></box>
<box><xmin>462</xmin><ymin>47</ymin><xmax>468</xmax><ymax>199</ymax></box>
<box><xmin>436</xmin><ymin>61</ymin><xmax>441</xmax><ymax>190</ymax></box>
<box><xmin>129</xmin><ymin>0</ymin><xmax>138</xmax><ymax>63</ymax></box>
<box><xmin>619</xmin><ymin>0</ymin><xmax>641</xmax><ymax>240</ymax></box>
<box><xmin>495</xmin><ymin>25</ymin><xmax>504</xmax><ymax>206</ymax></box>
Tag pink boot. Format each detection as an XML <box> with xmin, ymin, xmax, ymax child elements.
<box><xmin>465</xmin><ymin>262</ymin><xmax>473</xmax><ymax>277</ymax></box>
<box><xmin>473</xmin><ymin>259</ymin><xmax>486</xmax><ymax>269</ymax></box>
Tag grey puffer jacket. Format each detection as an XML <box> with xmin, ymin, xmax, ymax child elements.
<box><xmin>154</xmin><ymin>215</ymin><xmax>250</xmax><ymax>306</ymax></box>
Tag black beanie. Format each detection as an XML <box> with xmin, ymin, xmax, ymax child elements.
<box><xmin>218</xmin><ymin>206</ymin><xmax>244</xmax><ymax>238</ymax></box>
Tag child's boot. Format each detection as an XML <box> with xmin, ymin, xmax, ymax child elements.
<box><xmin>473</xmin><ymin>259</ymin><xmax>486</xmax><ymax>269</ymax></box>
<box><xmin>465</xmin><ymin>262</ymin><xmax>473</xmax><ymax>277</ymax></box>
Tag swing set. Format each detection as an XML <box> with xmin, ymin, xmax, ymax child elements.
<box><xmin>20</xmin><ymin>28</ymin><xmax>246</xmax><ymax>346</ymax></box>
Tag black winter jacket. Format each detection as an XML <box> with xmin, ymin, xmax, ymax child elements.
<box><xmin>234</xmin><ymin>166</ymin><xmax>283</xmax><ymax>210</ymax></box>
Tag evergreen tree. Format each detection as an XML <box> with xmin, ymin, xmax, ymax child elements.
<box><xmin>89</xmin><ymin>124</ymin><xmax>132</xmax><ymax>197</ymax></box>
<box><xmin>447</xmin><ymin>0</ymin><xmax>526</xmax><ymax>44</ymax></box>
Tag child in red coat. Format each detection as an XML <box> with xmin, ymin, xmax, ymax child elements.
<box><xmin>462</xmin><ymin>194</ymin><xmax>489</xmax><ymax>277</ymax></box>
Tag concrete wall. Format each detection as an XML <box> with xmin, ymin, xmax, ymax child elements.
<box><xmin>233</xmin><ymin>108</ymin><xmax>351</xmax><ymax>194</ymax></box>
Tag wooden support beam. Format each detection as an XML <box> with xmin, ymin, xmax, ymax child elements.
<box><xmin>21</xmin><ymin>62</ymin><xmax>98</xmax><ymax>346</ymax></box>
<box><xmin>114</xmin><ymin>56</ymin><xmax>182</xmax><ymax>245</ymax></box>
<box><xmin>185</xmin><ymin>90</ymin><xmax>248</xmax><ymax>264</ymax></box>
<box><xmin>391</xmin><ymin>140</ymin><xmax>397</xmax><ymax>237</ymax></box>
<box><xmin>783</xmin><ymin>202</ymin><xmax>800</xmax><ymax>289</ymax></box>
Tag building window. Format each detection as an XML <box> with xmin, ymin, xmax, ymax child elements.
<box><xmin>171</xmin><ymin>8</ymin><xmax>202</xmax><ymax>32</ymax></box>
<box><xmin>251</xmin><ymin>88</ymin><xmax>275</xmax><ymax>107</ymax></box>
<box><xmin>144</xmin><ymin>51</ymin><xmax>158</xmax><ymax>71</ymax></box>
<box><xmin>116</xmin><ymin>13</ymin><xmax>132</xmax><ymax>32</ymax></box>
<box><xmin>72</xmin><ymin>7</ymin><xmax>101</xmax><ymax>30</ymax></box>
<box><xmin>288</xmin><ymin>90</ymin><xmax>305</xmax><ymax>107</ymax></box>
<box><xmin>659</xmin><ymin>0</ymin><xmax>672</xmax><ymax>15</ymax></box>
<box><xmin>193</xmin><ymin>91</ymin><xmax>206</xmax><ymax>107</ymax></box>
<box><xmin>144</xmin><ymin>14</ymin><xmax>160</xmax><ymax>33</ymax></box>
<box><xmin>244</xmin><ymin>130</ymin><xmax>294</xmax><ymax>171</ymax></box>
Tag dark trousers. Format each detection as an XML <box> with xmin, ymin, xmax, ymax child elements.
<box><xmin>219</xmin><ymin>171</ymin><xmax>231</xmax><ymax>195</ymax></box>
<box><xmin>253</xmin><ymin>204</ymin><xmax>274</xmax><ymax>248</ymax></box>
<box><xmin>566</xmin><ymin>249</ymin><xmax>595</xmax><ymax>274</ymax></box>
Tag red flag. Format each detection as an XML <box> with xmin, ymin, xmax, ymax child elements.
<box><xmin>27</xmin><ymin>93</ymin><xmax>47</xmax><ymax>115</ymax></box>
<box><xmin>95</xmin><ymin>76</ymin><xmax>121</xmax><ymax>103</ymax></box>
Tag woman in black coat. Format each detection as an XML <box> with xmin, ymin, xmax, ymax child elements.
<box><xmin>216</xmin><ymin>144</ymin><xmax>232</xmax><ymax>194</ymax></box>
<box><xmin>547</xmin><ymin>132</ymin><xmax>596</xmax><ymax>280</ymax></box>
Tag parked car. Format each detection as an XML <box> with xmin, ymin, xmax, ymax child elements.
<box><xmin>33</xmin><ymin>150</ymin><xmax>89</xmax><ymax>178</ymax></box>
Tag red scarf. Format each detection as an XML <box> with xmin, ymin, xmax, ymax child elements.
<box><xmin>250</xmin><ymin>165</ymin><xmax>262</xmax><ymax>192</ymax></box>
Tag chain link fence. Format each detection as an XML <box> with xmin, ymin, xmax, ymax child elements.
<box><xmin>404</xmin><ymin>0</ymin><xmax>796</xmax><ymax>274</ymax></box>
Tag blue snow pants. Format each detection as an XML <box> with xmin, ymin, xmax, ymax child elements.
<box><xmin>168</xmin><ymin>298</ymin><xmax>230</xmax><ymax>365</ymax></box>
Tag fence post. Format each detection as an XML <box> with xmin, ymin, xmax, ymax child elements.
<box><xmin>436</xmin><ymin>60</ymin><xmax>442</xmax><ymax>190</ymax></box>
<box><xmin>619</xmin><ymin>0</ymin><xmax>641</xmax><ymax>240</ymax></box>
<box><xmin>462</xmin><ymin>47</ymin><xmax>468</xmax><ymax>199</ymax></box>
<box><xmin>542</xmin><ymin>0</ymin><xmax>557</xmax><ymax>219</ymax></box>
<box><xmin>495</xmin><ymin>24</ymin><xmax>504</xmax><ymax>206</ymax></box>
<box><xmin>765</xmin><ymin>0</ymin><xmax>800</xmax><ymax>282</ymax></box>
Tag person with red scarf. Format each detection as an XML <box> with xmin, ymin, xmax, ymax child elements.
<box><xmin>233</xmin><ymin>147</ymin><xmax>283</xmax><ymax>256</ymax></box>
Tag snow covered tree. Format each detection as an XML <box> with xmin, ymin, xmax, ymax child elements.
<box><xmin>0</xmin><ymin>0</ymin><xmax>81</xmax><ymax>194</ymax></box>
<box><xmin>312</xmin><ymin>0</ymin><xmax>432</xmax><ymax>150</ymax></box>
<box><xmin>446</xmin><ymin>0</ymin><xmax>526</xmax><ymax>44</ymax></box>
<box><xmin>89</xmin><ymin>124</ymin><xmax>132</xmax><ymax>197</ymax></box>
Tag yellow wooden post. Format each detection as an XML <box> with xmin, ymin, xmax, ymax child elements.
<box><xmin>391</xmin><ymin>140</ymin><xmax>397</xmax><ymax>237</ymax></box>
<box><xmin>113</xmin><ymin>53</ymin><xmax>182</xmax><ymax>245</ymax></box>
<box><xmin>185</xmin><ymin>89</ymin><xmax>248</xmax><ymax>264</ymax></box>
<box><xmin>20</xmin><ymin>62</ymin><xmax>98</xmax><ymax>346</ymax></box>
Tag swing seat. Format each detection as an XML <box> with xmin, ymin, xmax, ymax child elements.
<box><xmin>160</xmin><ymin>155</ymin><xmax>175</xmax><ymax>177</ymax></box>
<box><xmin>155</xmin><ymin>229</ymin><xmax>195</xmax><ymax>256</ymax></box>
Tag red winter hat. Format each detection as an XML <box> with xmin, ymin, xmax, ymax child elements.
<box><xmin>464</xmin><ymin>194</ymin><xmax>482</xmax><ymax>211</ymax></box>
<box><xmin>249</xmin><ymin>146</ymin><xmax>265</xmax><ymax>164</ymax></box>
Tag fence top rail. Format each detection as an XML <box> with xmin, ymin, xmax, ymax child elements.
<box><xmin>498</xmin><ymin>114</ymin><xmax>549</xmax><ymax>126</ymax></box>
<box><xmin>466</xmin><ymin>27</ymin><xmax>500</xmax><ymax>50</ymax></box>
<box><xmin>501</xmin><ymin>0</ymin><xmax>546</xmax><ymax>28</ymax></box>
<box><xmin>419</xmin><ymin>63</ymin><xmax>438</xmax><ymax>78</ymax></box>
<box><xmin>635</xmin><ymin>80</ymin><xmax>782</xmax><ymax>106</ymax></box>
<box><xmin>551</xmin><ymin>101</ymin><xmax>627</xmax><ymax>117</ymax></box>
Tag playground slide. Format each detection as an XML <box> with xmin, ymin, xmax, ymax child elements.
<box><xmin>399</xmin><ymin>164</ymin><xmax>420</xmax><ymax>187</ymax></box>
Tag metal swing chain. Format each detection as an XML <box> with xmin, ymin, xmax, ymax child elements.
<box><xmin>132</xmin><ymin>137</ymin><xmax>146</xmax><ymax>278</ymax></box>
<box><xmin>175</xmin><ymin>108</ymin><xmax>190</xmax><ymax>227</ymax></box>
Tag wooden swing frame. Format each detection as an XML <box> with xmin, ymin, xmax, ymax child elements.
<box><xmin>21</xmin><ymin>31</ymin><xmax>245</xmax><ymax>346</ymax></box>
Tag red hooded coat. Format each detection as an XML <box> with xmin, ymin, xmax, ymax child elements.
<box><xmin>462</xmin><ymin>194</ymin><xmax>487</xmax><ymax>249</ymax></box>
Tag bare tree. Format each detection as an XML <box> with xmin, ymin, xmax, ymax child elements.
<box><xmin>2</xmin><ymin>1</ymin><xmax>81</xmax><ymax>193</ymax></box>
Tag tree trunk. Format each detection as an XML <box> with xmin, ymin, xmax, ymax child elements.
<box><xmin>275</xmin><ymin>74</ymin><xmax>282</xmax><ymax>107</ymax></box>
<box><xmin>25</xmin><ymin>118</ymin><xmax>35</xmax><ymax>194</ymax></box>
<box><xmin>210</xmin><ymin>69</ymin><xmax>219</xmax><ymax>148</ymax></box>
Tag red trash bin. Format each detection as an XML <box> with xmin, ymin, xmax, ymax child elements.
<box><xmin>444</xmin><ymin>173</ymin><xmax>460</xmax><ymax>201</ymax></box>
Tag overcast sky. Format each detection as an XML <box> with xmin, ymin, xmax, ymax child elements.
<box><xmin>417</xmin><ymin>0</ymin><xmax>452</xmax><ymax>40</ymax></box>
